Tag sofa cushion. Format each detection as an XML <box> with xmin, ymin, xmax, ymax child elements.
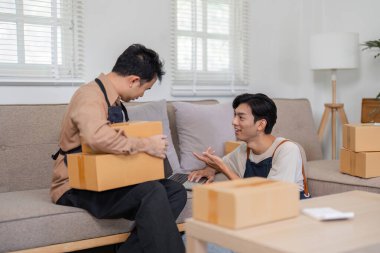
<box><xmin>272</xmin><ymin>99</ymin><xmax>323</xmax><ymax>161</ymax></box>
<box><xmin>173</xmin><ymin>102</ymin><xmax>235</xmax><ymax>173</ymax></box>
<box><xmin>306</xmin><ymin>160</ymin><xmax>380</xmax><ymax>197</ymax></box>
<box><xmin>0</xmin><ymin>189</ymin><xmax>192</xmax><ymax>252</ymax></box>
<box><xmin>0</xmin><ymin>189</ymin><xmax>132</xmax><ymax>252</ymax></box>
<box><xmin>125</xmin><ymin>100</ymin><xmax>181</xmax><ymax>173</ymax></box>
<box><xmin>166</xmin><ymin>100</ymin><xmax>218</xmax><ymax>160</ymax></box>
<box><xmin>0</xmin><ymin>104</ymin><xmax>67</xmax><ymax>193</ymax></box>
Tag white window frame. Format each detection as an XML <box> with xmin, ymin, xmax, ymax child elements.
<box><xmin>0</xmin><ymin>0</ymin><xmax>84</xmax><ymax>86</ymax></box>
<box><xmin>171</xmin><ymin>0</ymin><xmax>248</xmax><ymax>96</ymax></box>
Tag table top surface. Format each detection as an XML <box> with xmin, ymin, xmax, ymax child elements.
<box><xmin>186</xmin><ymin>191</ymin><xmax>380</xmax><ymax>253</ymax></box>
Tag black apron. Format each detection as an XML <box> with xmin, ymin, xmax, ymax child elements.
<box><xmin>244</xmin><ymin>141</ymin><xmax>310</xmax><ymax>200</ymax></box>
<box><xmin>244</xmin><ymin>157</ymin><xmax>272</xmax><ymax>178</ymax></box>
<box><xmin>51</xmin><ymin>78</ymin><xmax>129</xmax><ymax>165</ymax></box>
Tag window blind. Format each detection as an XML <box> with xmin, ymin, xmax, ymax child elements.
<box><xmin>171</xmin><ymin>0</ymin><xmax>248</xmax><ymax>96</ymax></box>
<box><xmin>0</xmin><ymin>0</ymin><xmax>83</xmax><ymax>85</ymax></box>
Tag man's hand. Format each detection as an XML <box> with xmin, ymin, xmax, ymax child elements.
<box><xmin>142</xmin><ymin>134</ymin><xmax>168</xmax><ymax>159</ymax></box>
<box><xmin>193</xmin><ymin>147</ymin><xmax>240</xmax><ymax>180</ymax></box>
<box><xmin>193</xmin><ymin>147</ymin><xmax>227</xmax><ymax>174</ymax></box>
<box><xmin>188</xmin><ymin>167</ymin><xmax>216</xmax><ymax>183</ymax></box>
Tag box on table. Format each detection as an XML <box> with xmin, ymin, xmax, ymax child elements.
<box><xmin>342</xmin><ymin>123</ymin><xmax>380</xmax><ymax>152</ymax></box>
<box><xmin>224</xmin><ymin>141</ymin><xmax>243</xmax><ymax>155</ymax></box>
<box><xmin>82</xmin><ymin>121</ymin><xmax>163</xmax><ymax>154</ymax></box>
<box><xmin>340</xmin><ymin>148</ymin><xmax>380</xmax><ymax>178</ymax></box>
<box><xmin>67</xmin><ymin>153</ymin><xmax>164</xmax><ymax>191</ymax></box>
<box><xmin>192</xmin><ymin>177</ymin><xmax>299</xmax><ymax>229</ymax></box>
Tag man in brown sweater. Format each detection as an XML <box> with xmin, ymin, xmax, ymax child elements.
<box><xmin>51</xmin><ymin>44</ymin><xmax>186</xmax><ymax>253</ymax></box>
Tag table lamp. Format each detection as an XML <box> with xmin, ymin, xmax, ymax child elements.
<box><xmin>310</xmin><ymin>32</ymin><xmax>359</xmax><ymax>159</ymax></box>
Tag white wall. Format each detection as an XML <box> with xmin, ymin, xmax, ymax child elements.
<box><xmin>0</xmin><ymin>0</ymin><xmax>379</xmax><ymax>158</ymax></box>
<box><xmin>248</xmin><ymin>0</ymin><xmax>380</xmax><ymax>159</ymax></box>
<box><xmin>314</xmin><ymin>0</ymin><xmax>380</xmax><ymax>158</ymax></box>
<box><xmin>82</xmin><ymin>0</ymin><xmax>174</xmax><ymax>101</ymax></box>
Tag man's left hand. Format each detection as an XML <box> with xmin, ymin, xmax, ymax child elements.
<box><xmin>193</xmin><ymin>147</ymin><xmax>227</xmax><ymax>174</ymax></box>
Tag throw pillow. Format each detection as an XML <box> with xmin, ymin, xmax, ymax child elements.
<box><xmin>124</xmin><ymin>100</ymin><xmax>180</xmax><ymax>174</ymax></box>
<box><xmin>173</xmin><ymin>102</ymin><xmax>235</xmax><ymax>173</ymax></box>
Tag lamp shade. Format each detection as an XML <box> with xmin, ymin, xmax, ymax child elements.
<box><xmin>310</xmin><ymin>32</ymin><xmax>359</xmax><ymax>70</ymax></box>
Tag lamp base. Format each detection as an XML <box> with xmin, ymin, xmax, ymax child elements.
<box><xmin>318</xmin><ymin>103</ymin><xmax>348</xmax><ymax>159</ymax></box>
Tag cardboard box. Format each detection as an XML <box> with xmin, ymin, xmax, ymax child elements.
<box><xmin>342</xmin><ymin>123</ymin><xmax>380</xmax><ymax>152</ymax></box>
<box><xmin>67</xmin><ymin>153</ymin><xmax>164</xmax><ymax>191</ymax></box>
<box><xmin>193</xmin><ymin>177</ymin><xmax>299</xmax><ymax>229</ymax></box>
<box><xmin>82</xmin><ymin>121</ymin><xmax>162</xmax><ymax>154</ymax></box>
<box><xmin>340</xmin><ymin>148</ymin><xmax>380</xmax><ymax>178</ymax></box>
<box><xmin>224</xmin><ymin>141</ymin><xmax>243</xmax><ymax>155</ymax></box>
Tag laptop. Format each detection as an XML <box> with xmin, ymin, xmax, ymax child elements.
<box><xmin>168</xmin><ymin>173</ymin><xmax>207</xmax><ymax>191</ymax></box>
<box><xmin>163</xmin><ymin>158</ymin><xmax>207</xmax><ymax>190</ymax></box>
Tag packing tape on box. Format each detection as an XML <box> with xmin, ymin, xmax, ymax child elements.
<box><xmin>76</xmin><ymin>154</ymin><xmax>86</xmax><ymax>189</ymax></box>
<box><xmin>349</xmin><ymin>153</ymin><xmax>355</xmax><ymax>175</ymax></box>
<box><xmin>208</xmin><ymin>190</ymin><xmax>218</xmax><ymax>224</ymax></box>
<box><xmin>347</xmin><ymin>128</ymin><xmax>351</xmax><ymax>148</ymax></box>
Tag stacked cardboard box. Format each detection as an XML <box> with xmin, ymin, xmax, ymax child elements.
<box><xmin>193</xmin><ymin>177</ymin><xmax>299</xmax><ymax>229</ymax></box>
<box><xmin>67</xmin><ymin>121</ymin><xmax>165</xmax><ymax>191</ymax></box>
<box><xmin>340</xmin><ymin>123</ymin><xmax>380</xmax><ymax>178</ymax></box>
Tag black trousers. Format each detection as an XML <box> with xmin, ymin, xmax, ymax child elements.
<box><xmin>57</xmin><ymin>179</ymin><xmax>187</xmax><ymax>253</ymax></box>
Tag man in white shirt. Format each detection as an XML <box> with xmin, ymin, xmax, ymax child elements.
<box><xmin>188</xmin><ymin>93</ymin><xmax>309</xmax><ymax>199</ymax></box>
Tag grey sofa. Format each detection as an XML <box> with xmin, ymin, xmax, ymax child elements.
<box><xmin>1</xmin><ymin>99</ymin><xmax>379</xmax><ymax>253</ymax></box>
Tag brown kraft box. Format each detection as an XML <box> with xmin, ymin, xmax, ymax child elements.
<box><xmin>340</xmin><ymin>148</ymin><xmax>380</xmax><ymax>178</ymax></box>
<box><xmin>342</xmin><ymin>123</ymin><xmax>380</xmax><ymax>152</ymax></box>
<box><xmin>67</xmin><ymin>153</ymin><xmax>164</xmax><ymax>191</ymax></box>
<box><xmin>192</xmin><ymin>177</ymin><xmax>299</xmax><ymax>229</ymax></box>
<box><xmin>69</xmin><ymin>121</ymin><xmax>164</xmax><ymax>191</ymax></box>
<box><xmin>82</xmin><ymin>121</ymin><xmax>163</xmax><ymax>154</ymax></box>
<box><xmin>224</xmin><ymin>141</ymin><xmax>243</xmax><ymax>155</ymax></box>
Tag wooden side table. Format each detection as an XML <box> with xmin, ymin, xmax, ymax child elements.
<box><xmin>186</xmin><ymin>191</ymin><xmax>380</xmax><ymax>253</ymax></box>
<box><xmin>317</xmin><ymin>103</ymin><xmax>348</xmax><ymax>160</ymax></box>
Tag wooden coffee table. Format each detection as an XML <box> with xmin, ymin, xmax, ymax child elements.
<box><xmin>186</xmin><ymin>191</ymin><xmax>380</xmax><ymax>253</ymax></box>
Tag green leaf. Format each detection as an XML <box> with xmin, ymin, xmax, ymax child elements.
<box><xmin>361</xmin><ymin>39</ymin><xmax>380</xmax><ymax>58</ymax></box>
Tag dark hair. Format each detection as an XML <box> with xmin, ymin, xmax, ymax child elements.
<box><xmin>112</xmin><ymin>44</ymin><xmax>165</xmax><ymax>83</ymax></box>
<box><xmin>232</xmin><ymin>93</ymin><xmax>277</xmax><ymax>134</ymax></box>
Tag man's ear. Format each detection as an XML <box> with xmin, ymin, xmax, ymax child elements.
<box><xmin>126</xmin><ymin>75</ymin><xmax>140</xmax><ymax>88</ymax></box>
<box><xmin>257</xmin><ymin>119</ymin><xmax>267</xmax><ymax>132</ymax></box>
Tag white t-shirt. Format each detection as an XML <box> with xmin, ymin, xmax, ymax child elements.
<box><xmin>222</xmin><ymin>137</ymin><xmax>304</xmax><ymax>191</ymax></box>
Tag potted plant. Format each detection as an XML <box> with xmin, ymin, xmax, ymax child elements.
<box><xmin>361</xmin><ymin>39</ymin><xmax>380</xmax><ymax>58</ymax></box>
